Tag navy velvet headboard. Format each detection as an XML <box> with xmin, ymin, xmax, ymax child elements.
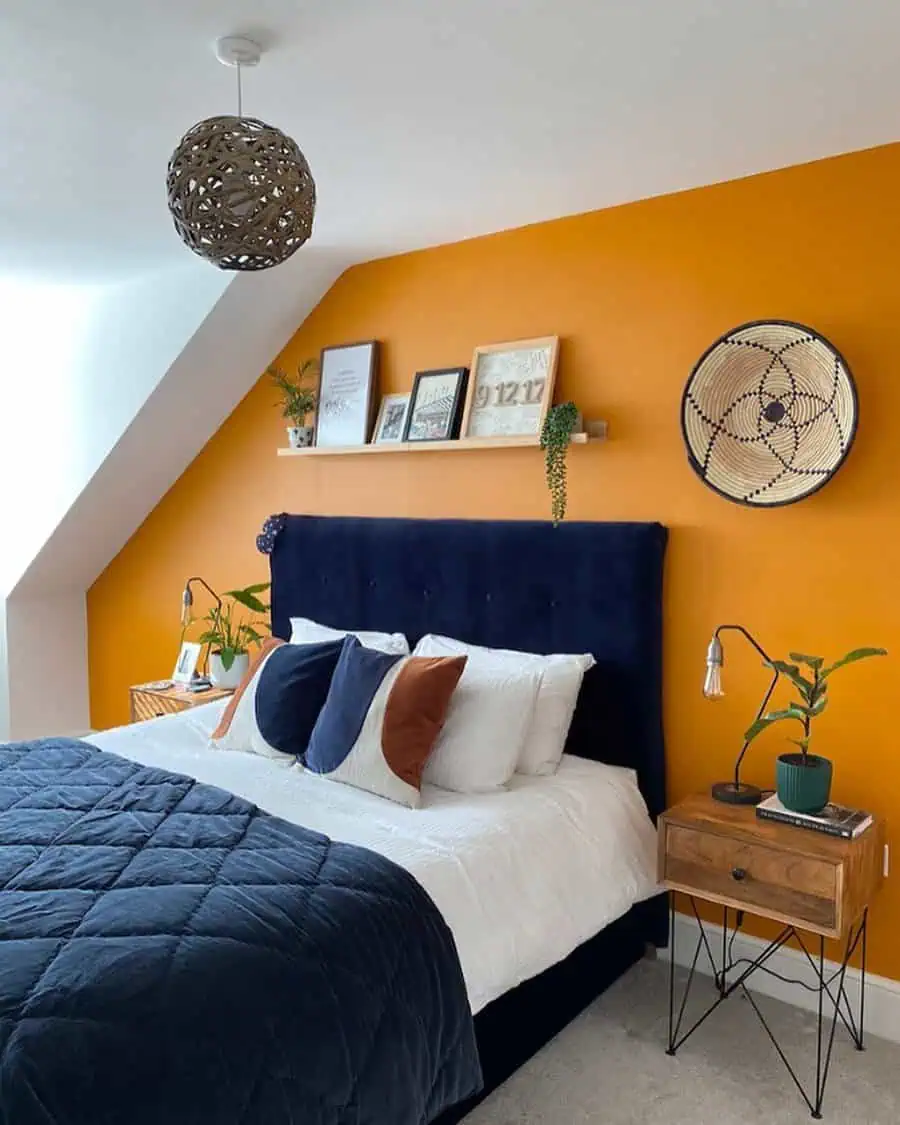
<box><xmin>268</xmin><ymin>515</ymin><xmax>667</xmax><ymax>822</ymax></box>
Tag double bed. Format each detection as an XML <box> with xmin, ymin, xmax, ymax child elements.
<box><xmin>1</xmin><ymin>515</ymin><xmax>667</xmax><ymax>1124</ymax></box>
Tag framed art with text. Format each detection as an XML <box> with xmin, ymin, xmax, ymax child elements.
<box><xmin>314</xmin><ymin>341</ymin><xmax>379</xmax><ymax>447</ymax></box>
<box><xmin>460</xmin><ymin>336</ymin><xmax>559</xmax><ymax>439</ymax></box>
<box><xmin>403</xmin><ymin>367</ymin><xmax>468</xmax><ymax>442</ymax></box>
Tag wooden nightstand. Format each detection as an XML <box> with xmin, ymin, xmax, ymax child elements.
<box><xmin>129</xmin><ymin>682</ymin><xmax>234</xmax><ymax>723</ymax></box>
<box><xmin>659</xmin><ymin>794</ymin><xmax>884</xmax><ymax>1118</ymax></box>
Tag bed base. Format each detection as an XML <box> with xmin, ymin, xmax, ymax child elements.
<box><xmin>436</xmin><ymin>905</ymin><xmax>649</xmax><ymax>1123</ymax></box>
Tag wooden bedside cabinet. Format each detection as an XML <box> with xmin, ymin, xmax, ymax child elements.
<box><xmin>129</xmin><ymin>682</ymin><xmax>234</xmax><ymax>723</ymax></box>
<box><xmin>659</xmin><ymin>793</ymin><xmax>884</xmax><ymax>1118</ymax></box>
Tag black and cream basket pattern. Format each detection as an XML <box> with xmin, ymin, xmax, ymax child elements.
<box><xmin>681</xmin><ymin>320</ymin><xmax>858</xmax><ymax>507</ymax></box>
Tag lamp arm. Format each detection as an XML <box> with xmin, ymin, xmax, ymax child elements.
<box><xmin>186</xmin><ymin>577</ymin><xmax>223</xmax><ymax>617</ymax></box>
<box><xmin>714</xmin><ymin>623</ymin><xmax>772</xmax><ymax>666</ymax></box>
<box><xmin>714</xmin><ymin>624</ymin><xmax>779</xmax><ymax>791</ymax></box>
<box><xmin>185</xmin><ymin>578</ymin><xmax>224</xmax><ymax>679</ymax></box>
<box><xmin>732</xmin><ymin>664</ymin><xmax>779</xmax><ymax>790</ymax></box>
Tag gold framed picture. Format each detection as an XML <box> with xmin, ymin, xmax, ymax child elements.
<box><xmin>460</xmin><ymin>336</ymin><xmax>559</xmax><ymax>439</ymax></box>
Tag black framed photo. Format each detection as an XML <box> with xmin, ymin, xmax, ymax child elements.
<box><xmin>314</xmin><ymin>340</ymin><xmax>379</xmax><ymax>447</ymax></box>
<box><xmin>403</xmin><ymin>367</ymin><xmax>469</xmax><ymax>443</ymax></box>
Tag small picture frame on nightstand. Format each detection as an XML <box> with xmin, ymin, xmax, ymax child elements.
<box><xmin>172</xmin><ymin>641</ymin><xmax>201</xmax><ymax>685</ymax></box>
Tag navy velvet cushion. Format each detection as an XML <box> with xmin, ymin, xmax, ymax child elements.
<box><xmin>305</xmin><ymin>637</ymin><xmax>402</xmax><ymax>772</ymax></box>
<box><xmin>254</xmin><ymin>639</ymin><xmax>346</xmax><ymax>756</ymax></box>
<box><xmin>305</xmin><ymin>635</ymin><xmax>467</xmax><ymax>807</ymax></box>
<box><xmin>211</xmin><ymin>637</ymin><xmax>345</xmax><ymax>759</ymax></box>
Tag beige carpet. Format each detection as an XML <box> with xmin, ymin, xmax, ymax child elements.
<box><xmin>465</xmin><ymin>959</ymin><xmax>900</xmax><ymax>1123</ymax></box>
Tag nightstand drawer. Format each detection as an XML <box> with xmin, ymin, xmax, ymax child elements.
<box><xmin>131</xmin><ymin>690</ymin><xmax>186</xmax><ymax>722</ymax></box>
<box><xmin>663</xmin><ymin>823</ymin><xmax>838</xmax><ymax>931</ymax></box>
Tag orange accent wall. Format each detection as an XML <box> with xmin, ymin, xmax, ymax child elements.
<box><xmin>88</xmin><ymin>143</ymin><xmax>899</xmax><ymax>977</ymax></box>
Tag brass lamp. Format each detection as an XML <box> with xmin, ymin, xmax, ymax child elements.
<box><xmin>705</xmin><ymin>624</ymin><xmax>780</xmax><ymax>805</ymax></box>
<box><xmin>181</xmin><ymin>577</ymin><xmax>223</xmax><ymax>685</ymax></box>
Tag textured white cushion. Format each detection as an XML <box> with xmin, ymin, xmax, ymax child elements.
<box><xmin>289</xmin><ymin>616</ymin><xmax>409</xmax><ymax>655</ymax></box>
<box><xmin>414</xmin><ymin>636</ymin><xmax>541</xmax><ymax>792</ymax></box>
<box><xmin>414</xmin><ymin>634</ymin><xmax>595</xmax><ymax>776</ymax></box>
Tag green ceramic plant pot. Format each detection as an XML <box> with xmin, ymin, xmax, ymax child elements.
<box><xmin>776</xmin><ymin>753</ymin><xmax>833</xmax><ymax>814</ymax></box>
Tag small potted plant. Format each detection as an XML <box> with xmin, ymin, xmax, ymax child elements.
<box><xmin>198</xmin><ymin>583</ymin><xmax>271</xmax><ymax>689</ymax></box>
<box><xmin>270</xmin><ymin>359</ymin><xmax>318</xmax><ymax>448</ymax></box>
<box><xmin>540</xmin><ymin>402</ymin><xmax>581</xmax><ymax>525</ymax></box>
<box><xmin>744</xmin><ymin>647</ymin><xmax>887</xmax><ymax>813</ymax></box>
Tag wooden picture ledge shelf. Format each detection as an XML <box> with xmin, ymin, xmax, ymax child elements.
<box><xmin>278</xmin><ymin>422</ymin><xmax>607</xmax><ymax>458</ymax></box>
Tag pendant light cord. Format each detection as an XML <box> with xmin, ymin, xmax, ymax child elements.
<box><xmin>236</xmin><ymin>62</ymin><xmax>243</xmax><ymax>118</ymax></box>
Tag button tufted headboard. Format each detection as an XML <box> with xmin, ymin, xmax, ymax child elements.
<box><xmin>268</xmin><ymin>514</ymin><xmax>667</xmax><ymax>822</ymax></box>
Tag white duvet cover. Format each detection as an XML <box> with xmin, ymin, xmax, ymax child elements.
<box><xmin>91</xmin><ymin>702</ymin><xmax>659</xmax><ymax>1014</ymax></box>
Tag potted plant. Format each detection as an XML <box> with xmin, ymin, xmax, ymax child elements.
<box><xmin>270</xmin><ymin>359</ymin><xmax>318</xmax><ymax>448</ymax></box>
<box><xmin>744</xmin><ymin>647</ymin><xmax>887</xmax><ymax>813</ymax></box>
<box><xmin>198</xmin><ymin>583</ymin><xmax>271</xmax><ymax>689</ymax></box>
<box><xmin>540</xmin><ymin>402</ymin><xmax>581</xmax><ymax>525</ymax></box>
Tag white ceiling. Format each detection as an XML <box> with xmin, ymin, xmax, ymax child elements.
<box><xmin>4</xmin><ymin>0</ymin><xmax>899</xmax><ymax>283</ymax></box>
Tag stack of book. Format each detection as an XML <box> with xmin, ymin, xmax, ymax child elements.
<box><xmin>756</xmin><ymin>794</ymin><xmax>873</xmax><ymax>839</ymax></box>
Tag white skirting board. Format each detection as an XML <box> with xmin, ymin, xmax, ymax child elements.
<box><xmin>663</xmin><ymin>912</ymin><xmax>900</xmax><ymax>1046</ymax></box>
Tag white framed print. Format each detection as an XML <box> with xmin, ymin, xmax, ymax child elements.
<box><xmin>172</xmin><ymin>641</ymin><xmax>202</xmax><ymax>685</ymax></box>
<box><xmin>372</xmin><ymin>392</ymin><xmax>411</xmax><ymax>444</ymax></box>
<box><xmin>460</xmin><ymin>336</ymin><xmax>559</xmax><ymax>439</ymax></box>
<box><xmin>314</xmin><ymin>341</ymin><xmax>379</xmax><ymax>447</ymax></box>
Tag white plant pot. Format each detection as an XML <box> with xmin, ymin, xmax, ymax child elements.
<box><xmin>209</xmin><ymin>651</ymin><xmax>250</xmax><ymax>689</ymax></box>
<box><xmin>287</xmin><ymin>425</ymin><xmax>314</xmax><ymax>448</ymax></box>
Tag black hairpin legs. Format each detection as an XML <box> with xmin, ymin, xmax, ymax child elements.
<box><xmin>666</xmin><ymin>895</ymin><xmax>868</xmax><ymax>1118</ymax></box>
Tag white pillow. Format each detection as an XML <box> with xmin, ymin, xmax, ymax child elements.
<box><xmin>414</xmin><ymin>634</ymin><xmax>595</xmax><ymax>776</ymax></box>
<box><xmin>289</xmin><ymin>616</ymin><xmax>409</xmax><ymax>655</ymax></box>
<box><xmin>414</xmin><ymin>639</ymin><xmax>541</xmax><ymax>792</ymax></box>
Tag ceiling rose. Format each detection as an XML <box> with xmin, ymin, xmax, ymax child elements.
<box><xmin>166</xmin><ymin>36</ymin><xmax>316</xmax><ymax>272</ymax></box>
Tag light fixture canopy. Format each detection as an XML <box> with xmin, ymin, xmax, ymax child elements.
<box><xmin>166</xmin><ymin>36</ymin><xmax>316</xmax><ymax>271</ymax></box>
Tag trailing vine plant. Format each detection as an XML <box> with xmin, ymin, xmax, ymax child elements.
<box><xmin>540</xmin><ymin>402</ymin><xmax>579</xmax><ymax>525</ymax></box>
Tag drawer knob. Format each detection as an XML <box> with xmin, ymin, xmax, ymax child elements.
<box><xmin>731</xmin><ymin>866</ymin><xmax>747</xmax><ymax>882</ymax></box>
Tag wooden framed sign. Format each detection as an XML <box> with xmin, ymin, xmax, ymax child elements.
<box><xmin>314</xmin><ymin>341</ymin><xmax>379</xmax><ymax>447</ymax></box>
<box><xmin>460</xmin><ymin>336</ymin><xmax>559</xmax><ymax>439</ymax></box>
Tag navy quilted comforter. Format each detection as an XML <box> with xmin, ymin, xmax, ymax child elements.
<box><xmin>0</xmin><ymin>739</ymin><xmax>481</xmax><ymax>1125</ymax></box>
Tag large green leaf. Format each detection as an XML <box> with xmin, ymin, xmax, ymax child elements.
<box><xmin>219</xmin><ymin>646</ymin><xmax>238</xmax><ymax>671</ymax></box>
<box><xmin>767</xmin><ymin>706</ymin><xmax>809</xmax><ymax>722</ymax></box>
<box><xmin>226</xmin><ymin>590</ymin><xmax>269</xmax><ymax>614</ymax></box>
<box><xmin>744</xmin><ymin>706</ymin><xmax>806</xmax><ymax>744</ymax></box>
<box><xmin>789</xmin><ymin>652</ymin><xmax>824</xmax><ymax>670</ymax></box>
<box><xmin>769</xmin><ymin>660</ymin><xmax>814</xmax><ymax>699</ymax></box>
<box><xmin>821</xmin><ymin>647</ymin><xmax>887</xmax><ymax>679</ymax></box>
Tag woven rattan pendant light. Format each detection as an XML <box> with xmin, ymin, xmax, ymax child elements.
<box><xmin>166</xmin><ymin>37</ymin><xmax>316</xmax><ymax>271</ymax></box>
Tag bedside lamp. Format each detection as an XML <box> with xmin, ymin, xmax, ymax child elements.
<box><xmin>181</xmin><ymin>577</ymin><xmax>222</xmax><ymax>684</ymax></box>
<box><xmin>704</xmin><ymin>624</ymin><xmax>780</xmax><ymax>806</ymax></box>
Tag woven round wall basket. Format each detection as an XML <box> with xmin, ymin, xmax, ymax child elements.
<box><xmin>681</xmin><ymin>320</ymin><xmax>858</xmax><ymax>507</ymax></box>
